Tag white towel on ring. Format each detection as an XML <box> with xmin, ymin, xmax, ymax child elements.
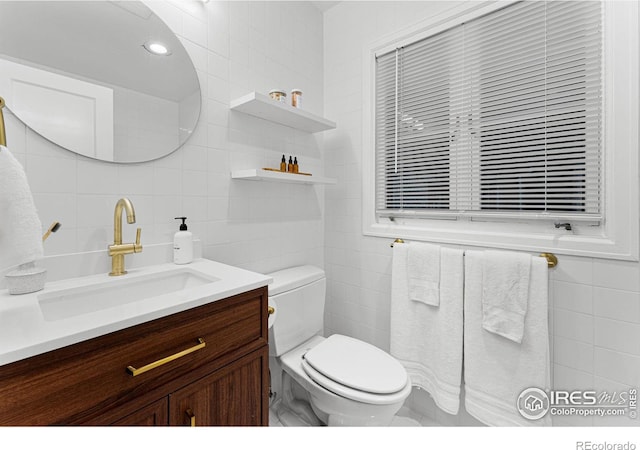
<box><xmin>390</xmin><ymin>242</ymin><xmax>464</xmax><ymax>415</ymax></box>
<box><xmin>0</xmin><ymin>146</ymin><xmax>43</xmax><ymax>271</ymax></box>
<box><xmin>482</xmin><ymin>250</ymin><xmax>531</xmax><ymax>343</ymax></box>
<box><xmin>408</xmin><ymin>242</ymin><xmax>441</xmax><ymax>306</ymax></box>
<box><xmin>464</xmin><ymin>250</ymin><xmax>551</xmax><ymax>426</ymax></box>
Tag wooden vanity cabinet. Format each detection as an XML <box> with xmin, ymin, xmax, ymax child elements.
<box><xmin>112</xmin><ymin>398</ymin><xmax>169</xmax><ymax>426</ymax></box>
<box><xmin>0</xmin><ymin>286</ymin><xmax>269</xmax><ymax>426</ymax></box>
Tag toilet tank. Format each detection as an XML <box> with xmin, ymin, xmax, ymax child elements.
<box><xmin>267</xmin><ymin>265</ymin><xmax>326</xmax><ymax>357</ymax></box>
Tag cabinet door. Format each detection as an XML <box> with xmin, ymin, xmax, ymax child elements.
<box><xmin>112</xmin><ymin>398</ymin><xmax>168</xmax><ymax>426</ymax></box>
<box><xmin>169</xmin><ymin>348</ymin><xmax>268</xmax><ymax>426</ymax></box>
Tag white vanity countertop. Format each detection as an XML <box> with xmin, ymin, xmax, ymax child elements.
<box><xmin>0</xmin><ymin>259</ymin><xmax>272</xmax><ymax>366</ymax></box>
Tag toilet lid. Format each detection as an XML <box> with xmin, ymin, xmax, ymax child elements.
<box><xmin>301</xmin><ymin>359</ymin><xmax>410</xmax><ymax>405</ymax></box>
<box><xmin>302</xmin><ymin>334</ymin><xmax>408</xmax><ymax>395</ymax></box>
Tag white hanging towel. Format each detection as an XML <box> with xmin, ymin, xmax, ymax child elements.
<box><xmin>0</xmin><ymin>146</ymin><xmax>43</xmax><ymax>271</ymax></box>
<box><xmin>408</xmin><ymin>242</ymin><xmax>441</xmax><ymax>306</ymax></box>
<box><xmin>464</xmin><ymin>250</ymin><xmax>551</xmax><ymax>426</ymax></box>
<box><xmin>390</xmin><ymin>242</ymin><xmax>464</xmax><ymax>415</ymax></box>
<box><xmin>482</xmin><ymin>250</ymin><xmax>531</xmax><ymax>343</ymax></box>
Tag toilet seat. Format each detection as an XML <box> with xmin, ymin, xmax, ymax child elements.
<box><xmin>301</xmin><ymin>334</ymin><xmax>410</xmax><ymax>405</ymax></box>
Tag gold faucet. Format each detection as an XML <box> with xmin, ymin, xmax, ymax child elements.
<box><xmin>108</xmin><ymin>198</ymin><xmax>142</xmax><ymax>276</ymax></box>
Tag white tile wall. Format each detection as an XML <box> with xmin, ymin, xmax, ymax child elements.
<box><xmin>3</xmin><ymin>0</ymin><xmax>639</xmax><ymax>428</ymax></box>
<box><xmin>3</xmin><ymin>1</ymin><xmax>326</xmax><ymax>279</ymax></box>
<box><xmin>323</xmin><ymin>0</ymin><xmax>640</xmax><ymax>427</ymax></box>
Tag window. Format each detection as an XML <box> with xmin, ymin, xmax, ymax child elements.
<box><xmin>375</xmin><ymin>1</ymin><xmax>602</xmax><ymax>221</ymax></box>
<box><xmin>363</xmin><ymin>0</ymin><xmax>638</xmax><ymax>260</ymax></box>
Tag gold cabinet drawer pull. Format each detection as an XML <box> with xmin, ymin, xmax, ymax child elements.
<box><xmin>186</xmin><ymin>408</ymin><xmax>196</xmax><ymax>427</ymax></box>
<box><xmin>126</xmin><ymin>338</ymin><xmax>206</xmax><ymax>377</ymax></box>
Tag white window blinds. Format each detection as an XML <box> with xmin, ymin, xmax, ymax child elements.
<box><xmin>375</xmin><ymin>1</ymin><xmax>602</xmax><ymax>220</ymax></box>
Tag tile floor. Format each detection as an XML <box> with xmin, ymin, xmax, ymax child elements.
<box><xmin>269</xmin><ymin>405</ymin><xmax>439</xmax><ymax>427</ymax></box>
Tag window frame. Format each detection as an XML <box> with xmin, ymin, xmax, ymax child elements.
<box><xmin>362</xmin><ymin>0</ymin><xmax>639</xmax><ymax>261</ymax></box>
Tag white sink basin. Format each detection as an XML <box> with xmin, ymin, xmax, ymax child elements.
<box><xmin>0</xmin><ymin>258</ymin><xmax>272</xmax><ymax>366</ymax></box>
<box><xmin>38</xmin><ymin>267</ymin><xmax>219</xmax><ymax>321</ymax></box>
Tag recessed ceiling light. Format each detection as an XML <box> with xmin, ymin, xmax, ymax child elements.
<box><xmin>143</xmin><ymin>41</ymin><xmax>171</xmax><ymax>56</ymax></box>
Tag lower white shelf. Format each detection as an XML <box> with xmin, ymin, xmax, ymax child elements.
<box><xmin>231</xmin><ymin>169</ymin><xmax>337</xmax><ymax>185</ymax></box>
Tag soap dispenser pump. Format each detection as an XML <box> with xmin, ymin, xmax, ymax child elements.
<box><xmin>173</xmin><ymin>217</ymin><xmax>193</xmax><ymax>264</ymax></box>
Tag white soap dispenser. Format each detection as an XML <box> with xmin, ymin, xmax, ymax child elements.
<box><xmin>173</xmin><ymin>217</ymin><xmax>193</xmax><ymax>264</ymax></box>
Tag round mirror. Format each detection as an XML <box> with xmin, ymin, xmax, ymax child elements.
<box><xmin>0</xmin><ymin>1</ymin><xmax>201</xmax><ymax>163</ymax></box>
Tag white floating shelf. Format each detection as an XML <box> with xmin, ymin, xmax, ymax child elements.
<box><xmin>231</xmin><ymin>169</ymin><xmax>337</xmax><ymax>185</ymax></box>
<box><xmin>230</xmin><ymin>92</ymin><xmax>336</xmax><ymax>133</ymax></box>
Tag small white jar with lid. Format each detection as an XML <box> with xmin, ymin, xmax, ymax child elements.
<box><xmin>269</xmin><ymin>89</ymin><xmax>287</xmax><ymax>103</ymax></box>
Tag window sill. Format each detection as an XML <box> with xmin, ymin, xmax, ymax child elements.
<box><xmin>363</xmin><ymin>217</ymin><xmax>638</xmax><ymax>262</ymax></box>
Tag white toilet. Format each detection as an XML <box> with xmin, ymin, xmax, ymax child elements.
<box><xmin>267</xmin><ymin>265</ymin><xmax>412</xmax><ymax>426</ymax></box>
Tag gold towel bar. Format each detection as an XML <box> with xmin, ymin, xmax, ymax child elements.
<box><xmin>540</xmin><ymin>252</ymin><xmax>558</xmax><ymax>268</ymax></box>
<box><xmin>390</xmin><ymin>238</ymin><xmax>404</xmax><ymax>247</ymax></box>
<box><xmin>390</xmin><ymin>238</ymin><xmax>558</xmax><ymax>268</ymax></box>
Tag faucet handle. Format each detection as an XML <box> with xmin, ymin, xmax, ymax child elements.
<box><xmin>134</xmin><ymin>227</ymin><xmax>143</xmax><ymax>253</ymax></box>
